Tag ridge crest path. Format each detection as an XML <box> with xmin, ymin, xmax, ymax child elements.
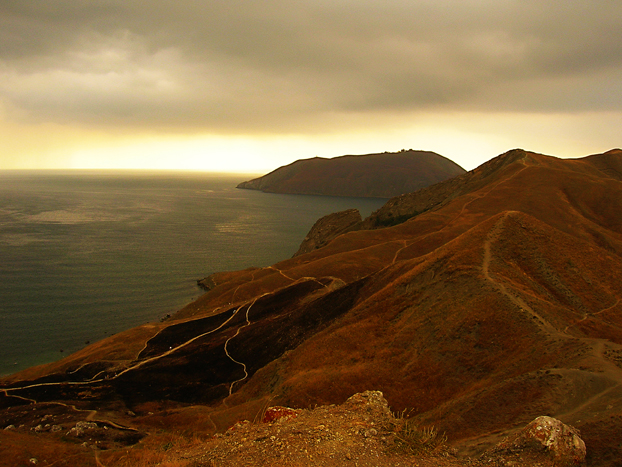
<box><xmin>482</xmin><ymin>211</ymin><xmax>561</xmax><ymax>337</ymax></box>
<box><xmin>482</xmin><ymin>210</ymin><xmax>622</xmax><ymax>425</ymax></box>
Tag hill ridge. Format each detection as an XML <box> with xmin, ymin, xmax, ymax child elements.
<box><xmin>2</xmin><ymin>148</ymin><xmax>622</xmax><ymax>466</ymax></box>
<box><xmin>237</xmin><ymin>149</ymin><xmax>466</xmax><ymax>198</ymax></box>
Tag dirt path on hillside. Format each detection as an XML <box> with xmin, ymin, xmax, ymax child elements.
<box><xmin>482</xmin><ymin>212</ymin><xmax>622</xmax><ymax>425</ymax></box>
<box><xmin>224</xmin><ymin>295</ymin><xmax>267</xmax><ymax>395</ymax></box>
<box><xmin>482</xmin><ymin>212</ymin><xmax>562</xmax><ymax>338</ymax></box>
<box><xmin>391</xmin><ymin>158</ymin><xmax>531</xmax><ymax>265</ymax></box>
<box><xmin>1</xmin><ymin>270</ymin><xmax>337</xmax><ymax>405</ymax></box>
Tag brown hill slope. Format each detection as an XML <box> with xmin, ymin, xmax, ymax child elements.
<box><xmin>236</xmin><ymin>149</ymin><xmax>466</xmax><ymax>198</ymax></box>
<box><xmin>2</xmin><ymin>149</ymin><xmax>622</xmax><ymax>466</ymax></box>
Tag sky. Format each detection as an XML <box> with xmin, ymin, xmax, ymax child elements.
<box><xmin>1</xmin><ymin>1</ymin><xmax>621</xmax><ymax>173</ymax></box>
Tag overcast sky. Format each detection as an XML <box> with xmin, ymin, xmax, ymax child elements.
<box><xmin>1</xmin><ymin>0</ymin><xmax>621</xmax><ymax>172</ymax></box>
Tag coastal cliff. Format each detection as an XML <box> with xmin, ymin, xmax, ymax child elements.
<box><xmin>293</xmin><ymin>208</ymin><xmax>362</xmax><ymax>256</ymax></box>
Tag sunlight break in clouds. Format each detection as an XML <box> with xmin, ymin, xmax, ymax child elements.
<box><xmin>1</xmin><ymin>1</ymin><xmax>621</xmax><ymax>171</ymax></box>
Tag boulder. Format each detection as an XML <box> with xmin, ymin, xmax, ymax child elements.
<box><xmin>66</xmin><ymin>421</ymin><xmax>98</xmax><ymax>437</ymax></box>
<box><xmin>262</xmin><ymin>406</ymin><xmax>300</xmax><ymax>424</ymax></box>
<box><xmin>483</xmin><ymin>416</ymin><xmax>586</xmax><ymax>466</ymax></box>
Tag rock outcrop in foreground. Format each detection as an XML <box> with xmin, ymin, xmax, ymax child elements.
<box><xmin>237</xmin><ymin>149</ymin><xmax>466</xmax><ymax>198</ymax></box>
<box><xmin>118</xmin><ymin>391</ymin><xmax>586</xmax><ymax>467</ymax></box>
<box><xmin>484</xmin><ymin>415</ymin><xmax>586</xmax><ymax>467</ymax></box>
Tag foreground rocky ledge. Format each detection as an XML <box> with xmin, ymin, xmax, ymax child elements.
<box><xmin>134</xmin><ymin>391</ymin><xmax>586</xmax><ymax>467</ymax></box>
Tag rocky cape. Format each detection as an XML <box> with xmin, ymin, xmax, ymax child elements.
<box><xmin>236</xmin><ymin>149</ymin><xmax>466</xmax><ymax>198</ymax></box>
<box><xmin>2</xmin><ymin>148</ymin><xmax>622</xmax><ymax>466</ymax></box>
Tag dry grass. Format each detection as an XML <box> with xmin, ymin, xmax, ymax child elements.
<box><xmin>99</xmin><ymin>431</ymin><xmax>209</xmax><ymax>467</ymax></box>
<box><xmin>389</xmin><ymin>411</ymin><xmax>448</xmax><ymax>456</ymax></box>
<box><xmin>0</xmin><ymin>430</ymin><xmax>97</xmax><ymax>467</ymax></box>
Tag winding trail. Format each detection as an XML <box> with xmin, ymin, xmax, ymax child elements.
<box><xmin>1</xmin><ymin>269</ymin><xmax>335</xmax><ymax>403</ymax></box>
<box><xmin>482</xmin><ymin>211</ymin><xmax>622</xmax><ymax>425</ymax></box>
<box><xmin>390</xmin><ymin>240</ymin><xmax>410</xmax><ymax>264</ymax></box>
<box><xmin>483</xmin><ymin>211</ymin><xmax>622</xmax><ymax>348</ymax></box>
<box><xmin>94</xmin><ymin>452</ymin><xmax>107</xmax><ymax>467</ymax></box>
<box><xmin>388</xmin><ymin>157</ymin><xmax>532</xmax><ymax>266</ymax></box>
<box><xmin>0</xmin><ymin>304</ymin><xmax>246</xmax><ymax>396</ymax></box>
<box><xmin>0</xmin><ymin>389</ymin><xmax>138</xmax><ymax>433</ymax></box>
<box><xmin>482</xmin><ymin>211</ymin><xmax>561</xmax><ymax>338</ymax></box>
<box><xmin>26</xmin><ymin>158</ymin><xmax>533</xmax><ymax>398</ymax></box>
<box><xmin>223</xmin><ymin>295</ymin><xmax>266</xmax><ymax>395</ymax></box>
<box><xmin>564</xmin><ymin>298</ymin><xmax>622</xmax><ymax>333</ymax></box>
<box><xmin>266</xmin><ymin>265</ymin><xmax>334</xmax><ymax>289</ymax></box>
<box><xmin>268</xmin><ymin>265</ymin><xmax>296</xmax><ymax>282</ymax></box>
<box><xmin>230</xmin><ymin>269</ymin><xmax>259</xmax><ymax>303</ymax></box>
<box><xmin>0</xmin><ymin>390</ymin><xmax>36</xmax><ymax>404</ymax></box>
<box><xmin>220</xmin><ymin>267</ymin><xmax>342</xmax><ymax>395</ymax></box>
<box><xmin>554</xmin><ymin>339</ymin><xmax>622</xmax><ymax>422</ymax></box>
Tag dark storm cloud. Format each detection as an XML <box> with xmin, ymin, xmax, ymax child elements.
<box><xmin>1</xmin><ymin>0</ymin><xmax>622</xmax><ymax>131</ymax></box>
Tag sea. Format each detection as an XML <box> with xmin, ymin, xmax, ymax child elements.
<box><xmin>0</xmin><ymin>170</ymin><xmax>386</xmax><ymax>377</ymax></box>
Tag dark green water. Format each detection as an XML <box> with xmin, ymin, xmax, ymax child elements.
<box><xmin>0</xmin><ymin>170</ymin><xmax>386</xmax><ymax>376</ymax></box>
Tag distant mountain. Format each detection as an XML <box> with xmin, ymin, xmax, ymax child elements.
<box><xmin>3</xmin><ymin>148</ymin><xmax>622</xmax><ymax>466</ymax></box>
<box><xmin>237</xmin><ymin>149</ymin><xmax>466</xmax><ymax>198</ymax></box>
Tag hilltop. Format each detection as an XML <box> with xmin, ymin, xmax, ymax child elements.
<box><xmin>236</xmin><ymin>149</ymin><xmax>466</xmax><ymax>198</ymax></box>
<box><xmin>2</xmin><ymin>148</ymin><xmax>622</xmax><ymax>466</ymax></box>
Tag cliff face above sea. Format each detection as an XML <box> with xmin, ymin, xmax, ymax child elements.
<box><xmin>237</xmin><ymin>149</ymin><xmax>466</xmax><ymax>198</ymax></box>
<box><xmin>294</xmin><ymin>208</ymin><xmax>362</xmax><ymax>256</ymax></box>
